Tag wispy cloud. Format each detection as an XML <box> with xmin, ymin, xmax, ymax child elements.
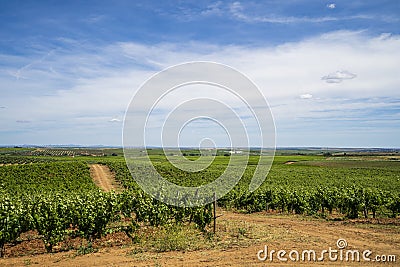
<box><xmin>109</xmin><ymin>117</ymin><xmax>122</xmax><ymax>123</ymax></box>
<box><xmin>9</xmin><ymin>49</ymin><xmax>57</xmax><ymax>80</ymax></box>
<box><xmin>321</xmin><ymin>70</ymin><xmax>357</xmax><ymax>83</ymax></box>
<box><xmin>84</xmin><ymin>14</ymin><xmax>107</xmax><ymax>24</ymax></box>
<box><xmin>305</xmin><ymin>97</ymin><xmax>400</xmax><ymax>123</ymax></box>
<box><xmin>200</xmin><ymin>1</ymin><xmax>223</xmax><ymax>16</ymax></box>
<box><xmin>152</xmin><ymin>1</ymin><xmax>397</xmax><ymax>27</ymax></box>
<box><xmin>228</xmin><ymin>1</ymin><xmax>374</xmax><ymax>24</ymax></box>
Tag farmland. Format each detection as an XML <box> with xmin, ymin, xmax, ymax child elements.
<box><xmin>0</xmin><ymin>147</ymin><xmax>399</xmax><ymax>266</ymax></box>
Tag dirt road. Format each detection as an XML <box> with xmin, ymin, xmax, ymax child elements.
<box><xmin>89</xmin><ymin>164</ymin><xmax>120</xmax><ymax>192</ymax></box>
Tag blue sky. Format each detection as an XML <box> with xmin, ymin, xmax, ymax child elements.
<box><xmin>0</xmin><ymin>0</ymin><xmax>399</xmax><ymax>147</ymax></box>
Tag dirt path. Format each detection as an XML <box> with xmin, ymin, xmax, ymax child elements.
<box><xmin>1</xmin><ymin>211</ymin><xmax>398</xmax><ymax>266</ymax></box>
<box><xmin>89</xmin><ymin>164</ymin><xmax>120</xmax><ymax>192</ymax></box>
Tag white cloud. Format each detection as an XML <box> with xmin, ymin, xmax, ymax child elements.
<box><xmin>109</xmin><ymin>118</ymin><xmax>122</xmax><ymax>122</ymax></box>
<box><xmin>0</xmin><ymin>31</ymin><xmax>399</xmax><ymax>146</ymax></box>
<box><xmin>321</xmin><ymin>70</ymin><xmax>357</xmax><ymax>83</ymax></box>
<box><xmin>300</xmin><ymin>94</ymin><xmax>313</xmax><ymax>99</ymax></box>
<box><xmin>327</xmin><ymin>3</ymin><xmax>336</xmax><ymax>9</ymax></box>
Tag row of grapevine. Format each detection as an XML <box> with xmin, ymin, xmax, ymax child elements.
<box><xmin>0</xmin><ymin>189</ymin><xmax>212</xmax><ymax>257</ymax></box>
<box><xmin>104</xmin><ymin>161</ymin><xmax>214</xmax><ymax>228</ymax></box>
<box><xmin>220</xmin><ymin>185</ymin><xmax>400</xmax><ymax>219</ymax></box>
<box><xmin>0</xmin><ymin>155</ymin><xmax>56</xmax><ymax>165</ymax></box>
<box><xmin>30</xmin><ymin>149</ymin><xmax>75</xmax><ymax>157</ymax></box>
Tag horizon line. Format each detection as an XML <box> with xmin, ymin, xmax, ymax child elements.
<box><xmin>1</xmin><ymin>144</ymin><xmax>399</xmax><ymax>150</ymax></box>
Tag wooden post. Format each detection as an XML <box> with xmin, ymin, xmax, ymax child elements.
<box><xmin>213</xmin><ymin>192</ymin><xmax>217</xmax><ymax>234</ymax></box>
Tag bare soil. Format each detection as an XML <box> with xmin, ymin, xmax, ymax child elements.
<box><xmin>89</xmin><ymin>164</ymin><xmax>121</xmax><ymax>192</ymax></box>
<box><xmin>1</xmin><ymin>211</ymin><xmax>398</xmax><ymax>266</ymax></box>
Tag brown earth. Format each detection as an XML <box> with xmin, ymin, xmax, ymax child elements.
<box><xmin>89</xmin><ymin>164</ymin><xmax>121</xmax><ymax>192</ymax></box>
<box><xmin>1</xmin><ymin>211</ymin><xmax>398</xmax><ymax>267</ymax></box>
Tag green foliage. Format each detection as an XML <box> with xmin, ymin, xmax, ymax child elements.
<box><xmin>76</xmin><ymin>242</ymin><xmax>97</xmax><ymax>256</ymax></box>
<box><xmin>0</xmin><ymin>194</ymin><xmax>30</xmax><ymax>257</ymax></box>
<box><xmin>0</xmin><ymin>161</ymin><xmax>97</xmax><ymax>195</ymax></box>
<box><xmin>0</xmin><ymin>158</ymin><xmax>216</xmax><ymax>257</ymax></box>
<box><xmin>30</xmin><ymin>195</ymin><xmax>67</xmax><ymax>252</ymax></box>
<box><xmin>68</xmin><ymin>191</ymin><xmax>118</xmax><ymax>240</ymax></box>
<box><xmin>191</xmin><ymin>205</ymin><xmax>213</xmax><ymax>231</ymax></box>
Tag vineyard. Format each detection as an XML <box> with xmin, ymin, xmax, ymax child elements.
<box><xmin>0</xmin><ymin>149</ymin><xmax>399</xmax><ymax>258</ymax></box>
<box><xmin>107</xmin><ymin>155</ymin><xmax>400</xmax><ymax>219</ymax></box>
<box><xmin>0</xmin><ymin>160</ymin><xmax>212</xmax><ymax>257</ymax></box>
<box><xmin>0</xmin><ymin>155</ymin><xmax>56</xmax><ymax>165</ymax></box>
